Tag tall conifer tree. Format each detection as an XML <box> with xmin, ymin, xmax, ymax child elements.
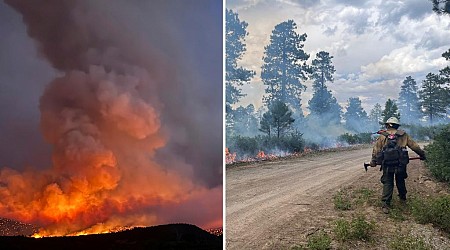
<box><xmin>398</xmin><ymin>76</ymin><xmax>421</xmax><ymax>124</ymax></box>
<box><xmin>261</xmin><ymin>20</ymin><xmax>309</xmax><ymax>109</ymax></box>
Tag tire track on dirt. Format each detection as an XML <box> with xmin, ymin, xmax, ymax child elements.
<box><xmin>226</xmin><ymin>147</ymin><xmax>374</xmax><ymax>249</ymax></box>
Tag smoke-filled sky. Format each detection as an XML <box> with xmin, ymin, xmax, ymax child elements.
<box><xmin>0</xmin><ymin>0</ymin><xmax>222</xmax><ymax>234</ymax></box>
<box><xmin>227</xmin><ymin>0</ymin><xmax>450</xmax><ymax>113</ymax></box>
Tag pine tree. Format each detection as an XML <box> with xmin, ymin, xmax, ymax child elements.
<box><xmin>308</xmin><ymin>51</ymin><xmax>341</xmax><ymax>124</ymax></box>
<box><xmin>259</xmin><ymin>112</ymin><xmax>272</xmax><ymax>137</ymax></box>
<box><xmin>441</xmin><ymin>49</ymin><xmax>450</xmax><ymax>82</ymax></box>
<box><xmin>398</xmin><ymin>76</ymin><xmax>421</xmax><ymax>124</ymax></box>
<box><xmin>270</xmin><ymin>101</ymin><xmax>295</xmax><ymax>138</ymax></box>
<box><xmin>307</xmin><ymin>87</ymin><xmax>342</xmax><ymax>124</ymax></box>
<box><xmin>344</xmin><ymin>97</ymin><xmax>369</xmax><ymax>132</ymax></box>
<box><xmin>369</xmin><ymin>103</ymin><xmax>383</xmax><ymax>130</ymax></box>
<box><xmin>431</xmin><ymin>0</ymin><xmax>450</xmax><ymax>15</ymax></box>
<box><xmin>259</xmin><ymin>101</ymin><xmax>295</xmax><ymax>138</ymax></box>
<box><xmin>261</xmin><ymin>20</ymin><xmax>309</xmax><ymax>109</ymax></box>
<box><xmin>225</xmin><ymin>9</ymin><xmax>255</xmax><ymax>107</ymax></box>
<box><xmin>382</xmin><ymin>99</ymin><xmax>400</xmax><ymax>123</ymax></box>
<box><xmin>233</xmin><ymin>104</ymin><xmax>259</xmax><ymax>136</ymax></box>
<box><xmin>419</xmin><ymin>73</ymin><xmax>447</xmax><ymax>124</ymax></box>
<box><xmin>439</xmin><ymin>49</ymin><xmax>450</xmax><ymax>107</ymax></box>
<box><xmin>369</xmin><ymin>103</ymin><xmax>383</xmax><ymax>123</ymax></box>
<box><xmin>311</xmin><ymin>51</ymin><xmax>335</xmax><ymax>92</ymax></box>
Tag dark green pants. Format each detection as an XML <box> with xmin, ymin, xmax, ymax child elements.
<box><xmin>381</xmin><ymin>165</ymin><xmax>407</xmax><ymax>206</ymax></box>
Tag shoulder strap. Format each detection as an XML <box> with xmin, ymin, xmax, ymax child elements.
<box><xmin>395</xmin><ymin>129</ymin><xmax>405</xmax><ymax>136</ymax></box>
<box><xmin>380</xmin><ymin>131</ymin><xmax>390</xmax><ymax>137</ymax></box>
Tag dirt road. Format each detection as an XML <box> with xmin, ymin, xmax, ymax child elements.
<box><xmin>226</xmin><ymin>146</ymin><xmax>427</xmax><ymax>249</ymax></box>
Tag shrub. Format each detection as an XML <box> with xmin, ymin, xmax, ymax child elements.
<box><xmin>389</xmin><ymin>230</ymin><xmax>431</xmax><ymax>250</ymax></box>
<box><xmin>232</xmin><ymin>135</ymin><xmax>259</xmax><ymax>156</ymax></box>
<box><xmin>334</xmin><ymin>219</ymin><xmax>351</xmax><ymax>241</ymax></box>
<box><xmin>227</xmin><ymin>133</ymin><xmax>305</xmax><ymax>160</ymax></box>
<box><xmin>388</xmin><ymin>207</ymin><xmax>406</xmax><ymax>221</ymax></box>
<box><xmin>402</xmin><ymin>123</ymin><xmax>446</xmax><ymax>141</ymax></box>
<box><xmin>333</xmin><ymin>215</ymin><xmax>375</xmax><ymax>242</ymax></box>
<box><xmin>424</xmin><ymin>124</ymin><xmax>450</xmax><ymax>183</ymax></box>
<box><xmin>353</xmin><ymin>188</ymin><xmax>375</xmax><ymax>206</ymax></box>
<box><xmin>350</xmin><ymin>215</ymin><xmax>375</xmax><ymax>241</ymax></box>
<box><xmin>410</xmin><ymin>195</ymin><xmax>450</xmax><ymax>233</ymax></box>
<box><xmin>282</xmin><ymin>131</ymin><xmax>305</xmax><ymax>153</ymax></box>
<box><xmin>338</xmin><ymin>132</ymin><xmax>373</xmax><ymax>145</ymax></box>
<box><xmin>333</xmin><ymin>190</ymin><xmax>352</xmax><ymax>210</ymax></box>
<box><xmin>307</xmin><ymin>230</ymin><xmax>331</xmax><ymax>250</ymax></box>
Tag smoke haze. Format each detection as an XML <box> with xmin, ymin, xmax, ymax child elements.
<box><xmin>0</xmin><ymin>0</ymin><xmax>222</xmax><ymax>235</ymax></box>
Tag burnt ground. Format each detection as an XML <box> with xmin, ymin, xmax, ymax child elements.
<box><xmin>226</xmin><ymin>145</ymin><xmax>450</xmax><ymax>249</ymax></box>
<box><xmin>0</xmin><ymin>223</ymin><xmax>222</xmax><ymax>250</ymax></box>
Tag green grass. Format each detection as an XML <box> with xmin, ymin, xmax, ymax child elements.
<box><xmin>388</xmin><ymin>207</ymin><xmax>407</xmax><ymax>221</ymax></box>
<box><xmin>389</xmin><ymin>229</ymin><xmax>431</xmax><ymax>250</ymax></box>
<box><xmin>353</xmin><ymin>188</ymin><xmax>376</xmax><ymax>206</ymax></box>
<box><xmin>410</xmin><ymin>195</ymin><xmax>450</xmax><ymax>233</ymax></box>
<box><xmin>333</xmin><ymin>190</ymin><xmax>352</xmax><ymax>210</ymax></box>
<box><xmin>334</xmin><ymin>219</ymin><xmax>351</xmax><ymax>241</ymax></box>
<box><xmin>333</xmin><ymin>187</ymin><xmax>377</xmax><ymax>211</ymax></box>
<box><xmin>350</xmin><ymin>215</ymin><xmax>376</xmax><ymax>241</ymax></box>
<box><xmin>333</xmin><ymin>215</ymin><xmax>375</xmax><ymax>242</ymax></box>
<box><xmin>290</xmin><ymin>230</ymin><xmax>332</xmax><ymax>250</ymax></box>
<box><xmin>306</xmin><ymin>230</ymin><xmax>331</xmax><ymax>250</ymax></box>
<box><xmin>388</xmin><ymin>197</ymin><xmax>408</xmax><ymax>221</ymax></box>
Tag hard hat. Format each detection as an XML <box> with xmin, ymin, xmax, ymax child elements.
<box><xmin>385</xmin><ymin>117</ymin><xmax>400</xmax><ymax>125</ymax></box>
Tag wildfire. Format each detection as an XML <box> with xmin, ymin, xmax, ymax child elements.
<box><xmin>225</xmin><ymin>147</ymin><xmax>316</xmax><ymax>165</ymax></box>
<box><xmin>1</xmin><ymin>0</ymin><xmax>223</xmax><ymax>237</ymax></box>
<box><xmin>30</xmin><ymin>225</ymin><xmax>136</xmax><ymax>238</ymax></box>
<box><xmin>225</xmin><ymin>148</ymin><xmax>237</xmax><ymax>164</ymax></box>
<box><xmin>31</xmin><ymin>233</ymin><xmax>43</xmax><ymax>239</ymax></box>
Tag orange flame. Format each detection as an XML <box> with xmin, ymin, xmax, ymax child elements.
<box><xmin>225</xmin><ymin>147</ymin><xmax>316</xmax><ymax>164</ymax></box>
<box><xmin>225</xmin><ymin>148</ymin><xmax>236</xmax><ymax>164</ymax></box>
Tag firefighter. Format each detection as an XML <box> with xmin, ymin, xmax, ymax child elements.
<box><xmin>370</xmin><ymin>117</ymin><xmax>426</xmax><ymax>214</ymax></box>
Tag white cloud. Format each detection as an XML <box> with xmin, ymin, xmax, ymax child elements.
<box><xmin>227</xmin><ymin>0</ymin><xmax>450</xmax><ymax>114</ymax></box>
<box><xmin>361</xmin><ymin>45</ymin><xmax>448</xmax><ymax>81</ymax></box>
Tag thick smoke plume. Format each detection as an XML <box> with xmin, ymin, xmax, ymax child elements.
<box><xmin>0</xmin><ymin>0</ymin><xmax>222</xmax><ymax>235</ymax></box>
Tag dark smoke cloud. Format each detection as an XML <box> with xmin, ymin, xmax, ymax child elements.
<box><xmin>4</xmin><ymin>0</ymin><xmax>222</xmax><ymax>186</ymax></box>
<box><xmin>1</xmin><ymin>0</ymin><xmax>222</xmax><ymax>232</ymax></box>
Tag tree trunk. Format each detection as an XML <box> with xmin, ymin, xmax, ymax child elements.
<box><xmin>277</xmin><ymin>121</ymin><xmax>280</xmax><ymax>139</ymax></box>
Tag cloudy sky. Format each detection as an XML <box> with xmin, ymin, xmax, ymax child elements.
<box><xmin>227</xmin><ymin>0</ymin><xmax>450</xmax><ymax>114</ymax></box>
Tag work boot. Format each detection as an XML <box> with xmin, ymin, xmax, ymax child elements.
<box><xmin>382</xmin><ymin>205</ymin><xmax>390</xmax><ymax>214</ymax></box>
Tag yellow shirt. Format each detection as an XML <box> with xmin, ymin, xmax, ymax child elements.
<box><xmin>371</xmin><ymin>128</ymin><xmax>425</xmax><ymax>161</ymax></box>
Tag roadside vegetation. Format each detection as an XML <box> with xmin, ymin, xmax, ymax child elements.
<box><xmin>410</xmin><ymin>195</ymin><xmax>450</xmax><ymax>234</ymax></box>
<box><xmin>337</xmin><ymin>133</ymin><xmax>373</xmax><ymax>145</ymax></box>
<box><xmin>227</xmin><ymin>132</ymin><xmax>305</xmax><ymax>158</ymax></box>
<box><xmin>424</xmin><ymin>124</ymin><xmax>450</xmax><ymax>184</ymax></box>
<box><xmin>389</xmin><ymin>228</ymin><xmax>431</xmax><ymax>250</ymax></box>
<box><xmin>334</xmin><ymin>215</ymin><xmax>375</xmax><ymax>242</ymax></box>
<box><xmin>305</xmin><ymin>185</ymin><xmax>448</xmax><ymax>250</ymax></box>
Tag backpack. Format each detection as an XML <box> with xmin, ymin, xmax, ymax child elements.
<box><xmin>379</xmin><ymin>131</ymin><xmax>409</xmax><ymax>167</ymax></box>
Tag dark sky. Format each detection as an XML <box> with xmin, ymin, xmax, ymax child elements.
<box><xmin>0</xmin><ymin>1</ymin><xmax>54</xmax><ymax>169</ymax></box>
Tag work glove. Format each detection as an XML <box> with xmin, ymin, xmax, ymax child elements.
<box><xmin>369</xmin><ymin>160</ymin><xmax>377</xmax><ymax>167</ymax></box>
